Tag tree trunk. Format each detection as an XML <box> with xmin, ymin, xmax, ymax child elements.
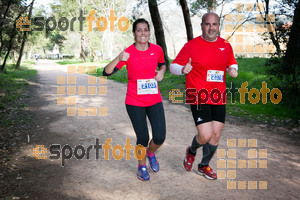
<box><xmin>1</xmin><ymin>12</ymin><xmax>24</xmax><ymax>73</ymax></box>
<box><xmin>211</xmin><ymin>0</ymin><xmax>216</xmax><ymax>12</ymax></box>
<box><xmin>148</xmin><ymin>0</ymin><xmax>169</xmax><ymax>68</ymax></box>
<box><xmin>16</xmin><ymin>0</ymin><xmax>35</xmax><ymax>69</ymax></box>
<box><xmin>90</xmin><ymin>46</ymin><xmax>97</xmax><ymax>62</ymax></box>
<box><xmin>208</xmin><ymin>0</ymin><xmax>216</xmax><ymax>12</ymax></box>
<box><xmin>13</xmin><ymin>50</ymin><xmax>18</xmax><ymax>63</ymax></box>
<box><xmin>0</xmin><ymin>1</ymin><xmax>12</xmax><ymax>57</ymax></box>
<box><xmin>28</xmin><ymin>46</ymin><xmax>33</xmax><ymax>60</ymax></box>
<box><xmin>1</xmin><ymin>33</ymin><xmax>16</xmax><ymax>73</ymax></box>
<box><xmin>264</xmin><ymin>0</ymin><xmax>282</xmax><ymax>57</ymax></box>
<box><xmin>284</xmin><ymin>0</ymin><xmax>300</xmax><ymax>92</ymax></box>
<box><xmin>80</xmin><ymin>34</ymin><xmax>86</xmax><ymax>62</ymax></box>
<box><xmin>179</xmin><ymin>0</ymin><xmax>193</xmax><ymax>41</ymax></box>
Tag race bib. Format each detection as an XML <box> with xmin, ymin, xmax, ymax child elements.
<box><xmin>207</xmin><ymin>70</ymin><xmax>224</xmax><ymax>82</ymax></box>
<box><xmin>137</xmin><ymin>79</ymin><xmax>158</xmax><ymax>95</ymax></box>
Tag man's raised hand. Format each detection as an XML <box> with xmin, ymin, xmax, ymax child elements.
<box><xmin>228</xmin><ymin>67</ymin><xmax>238</xmax><ymax>78</ymax></box>
<box><xmin>182</xmin><ymin>58</ymin><xmax>193</xmax><ymax>74</ymax></box>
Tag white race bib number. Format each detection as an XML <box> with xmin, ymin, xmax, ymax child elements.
<box><xmin>137</xmin><ymin>79</ymin><xmax>158</xmax><ymax>95</ymax></box>
<box><xmin>207</xmin><ymin>70</ymin><xmax>224</xmax><ymax>82</ymax></box>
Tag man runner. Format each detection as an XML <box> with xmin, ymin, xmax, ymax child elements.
<box><xmin>170</xmin><ymin>12</ymin><xmax>238</xmax><ymax>180</ymax></box>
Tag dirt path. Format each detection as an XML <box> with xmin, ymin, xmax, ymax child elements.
<box><xmin>2</xmin><ymin>60</ymin><xmax>300</xmax><ymax>199</ymax></box>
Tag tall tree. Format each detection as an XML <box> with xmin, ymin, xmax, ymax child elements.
<box><xmin>50</xmin><ymin>0</ymin><xmax>129</xmax><ymax>61</ymax></box>
<box><xmin>0</xmin><ymin>0</ymin><xmax>13</xmax><ymax>58</ymax></box>
<box><xmin>259</xmin><ymin>0</ymin><xmax>282</xmax><ymax>57</ymax></box>
<box><xmin>1</xmin><ymin>13</ymin><xmax>22</xmax><ymax>72</ymax></box>
<box><xmin>283</xmin><ymin>0</ymin><xmax>300</xmax><ymax>93</ymax></box>
<box><xmin>191</xmin><ymin>0</ymin><xmax>217</xmax><ymax>13</ymax></box>
<box><xmin>80</xmin><ymin>33</ymin><xmax>86</xmax><ymax>62</ymax></box>
<box><xmin>1</xmin><ymin>2</ymin><xmax>28</xmax><ymax>73</ymax></box>
<box><xmin>148</xmin><ymin>0</ymin><xmax>169</xmax><ymax>67</ymax></box>
<box><xmin>179</xmin><ymin>0</ymin><xmax>193</xmax><ymax>41</ymax></box>
<box><xmin>209</xmin><ymin>0</ymin><xmax>216</xmax><ymax>11</ymax></box>
<box><xmin>190</xmin><ymin>0</ymin><xmax>237</xmax><ymax>38</ymax></box>
<box><xmin>16</xmin><ymin>0</ymin><xmax>35</xmax><ymax>69</ymax></box>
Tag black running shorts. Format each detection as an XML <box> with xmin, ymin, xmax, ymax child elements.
<box><xmin>190</xmin><ymin>104</ymin><xmax>226</xmax><ymax>126</ymax></box>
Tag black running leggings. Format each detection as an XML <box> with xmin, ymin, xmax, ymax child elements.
<box><xmin>126</xmin><ymin>102</ymin><xmax>166</xmax><ymax>147</ymax></box>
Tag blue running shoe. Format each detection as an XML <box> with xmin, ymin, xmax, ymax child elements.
<box><xmin>148</xmin><ymin>154</ymin><xmax>159</xmax><ymax>172</ymax></box>
<box><xmin>137</xmin><ymin>165</ymin><xmax>150</xmax><ymax>181</ymax></box>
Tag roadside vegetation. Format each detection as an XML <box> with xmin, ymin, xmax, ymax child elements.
<box><xmin>56</xmin><ymin>58</ymin><xmax>299</xmax><ymax>128</ymax></box>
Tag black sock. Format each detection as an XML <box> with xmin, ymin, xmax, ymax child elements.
<box><xmin>200</xmin><ymin>143</ymin><xmax>218</xmax><ymax>166</ymax></box>
<box><xmin>189</xmin><ymin>136</ymin><xmax>203</xmax><ymax>155</ymax></box>
<box><xmin>198</xmin><ymin>163</ymin><xmax>208</xmax><ymax>168</ymax></box>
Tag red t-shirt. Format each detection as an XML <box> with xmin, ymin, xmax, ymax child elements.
<box><xmin>116</xmin><ymin>43</ymin><xmax>165</xmax><ymax>107</ymax></box>
<box><xmin>172</xmin><ymin>36</ymin><xmax>237</xmax><ymax>105</ymax></box>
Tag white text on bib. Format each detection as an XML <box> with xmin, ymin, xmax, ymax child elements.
<box><xmin>137</xmin><ymin>79</ymin><xmax>158</xmax><ymax>95</ymax></box>
<box><xmin>207</xmin><ymin>70</ymin><xmax>224</xmax><ymax>82</ymax></box>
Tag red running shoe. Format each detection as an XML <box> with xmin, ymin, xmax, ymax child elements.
<box><xmin>183</xmin><ymin>146</ymin><xmax>195</xmax><ymax>171</ymax></box>
<box><xmin>197</xmin><ymin>165</ymin><xmax>217</xmax><ymax>180</ymax></box>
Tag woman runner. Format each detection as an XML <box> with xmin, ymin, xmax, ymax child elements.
<box><xmin>103</xmin><ymin>18</ymin><xmax>167</xmax><ymax>181</ymax></box>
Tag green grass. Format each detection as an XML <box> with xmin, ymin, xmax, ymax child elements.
<box><xmin>0</xmin><ymin>61</ymin><xmax>37</xmax><ymax>127</ymax></box>
<box><xmin>225</xmin><ymin>57</ymin><xmax>299</xmax><ymax>124</ymax></box>
<box><xmin>55</xmin><ymin>59</ymin><xmax>110</xmax><ymax>76</ymax></box>
<box><xmin>227</xmin><ymin>57</ymin><xmax>279</xmax><ymax>89</ymax></box>
<box><xmin>227</xmin><ymin>102</ymin><xmax>298</xmax><ymax>121</ymax></box>
<box><xmin>57</xmin><ymin>58</ymin><xmax>298</xmax><ymax>127</ymax></box>
<box><xmin>56</xmin><ymin>59</ymin><xmax>84</xmax><ymax>65</ymax></box>
<box><xmin>100</xmin><ymin>66</ymin><xmax>186</xmax><ymax>98</ymax></box>
<box><xmin>55</xmin><ymin>59</ymin><xmax>110</xmax><ymax>67</ymax></box>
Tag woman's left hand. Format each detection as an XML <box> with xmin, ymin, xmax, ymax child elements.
<box><xmin>154</xmin><ymin>70</ymin><xmax>164</xmax><ymax>81</ymax></box>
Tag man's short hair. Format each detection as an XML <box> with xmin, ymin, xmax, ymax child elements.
<box><xmin>202</xmin><ymin>12</ymin><xmax>220</xmax><ymax>24</ymax></box>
